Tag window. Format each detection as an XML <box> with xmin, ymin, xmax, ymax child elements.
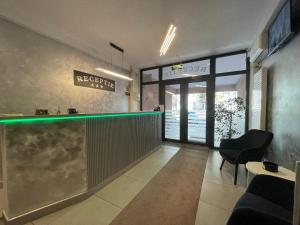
<box><xmin>216</xmin><ymin>53</ymin><xmax>246</xmax><ymax>74</ymax></box>
<box><xmin>140</xmin><ymin>51</ymin><xmax>248</xmax><ymax>147</ymax></box>
<box><xmin>162</xmin><ymin>59</ymin><xmax>210</xmax><ymax>80</ymax></box>
<box><xmin>214</xmin><ymin>74</ymin><xmax>247</xmax><ymax>147</ymax></box>
<box><xmin>142</xmin><ymin>69</ymin><xmax>159</xmax><ymax>83</ymax></box>
<box><xmin>142</xmin><ymin>84</ymin><xmax>159</xmax><ymax>111</ymax></box>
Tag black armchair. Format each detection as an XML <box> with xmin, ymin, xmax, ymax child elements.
<box><xmin>227</xmin><ymin>175</ymin><xmax>294</xmax><ymax>225</ymax></box>
<box><xmin>219</xmin><ymin>129</ymin><xmax>273</xmax><ymax>185</ymax></box>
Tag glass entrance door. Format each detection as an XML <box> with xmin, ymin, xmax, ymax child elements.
<box><xmin>188</xmin><ymin>82</ymin><xmax>207</xmax><ymax>143</ymax></box>
<box><xmin>164</xmin><ymin>81</ymin><xmax>207</xmax><ymax>144</ymax></box>
<box><xmin>164</xmin><ymin>84</ymin><xmax>181</xmax><ymax>140</ymax></box>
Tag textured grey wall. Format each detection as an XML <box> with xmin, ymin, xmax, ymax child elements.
<box><xmin>262</xmin><ymin>33</ymin><xmax>300</xmax><ymax>170</ymax></box>
<box><xmin>0</xmin><ymin>18</ymin><xmax>129</xmax><ymax>115</ymax></box>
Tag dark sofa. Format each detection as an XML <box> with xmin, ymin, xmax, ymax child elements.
<box><xmin>227</xmin><ymin>175</ymin><xmax>295</xmax><ymax>225</ymax></box>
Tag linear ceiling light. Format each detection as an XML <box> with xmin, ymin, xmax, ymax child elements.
<box><xmin>160</xmin><ymin>24</ymin><xmax>177</xmax><ymax>56</ymax></box>
<box><xmin>96</xmin><ymin>67</ymin><xmax>133</xmax><ymax>81</ymax></box>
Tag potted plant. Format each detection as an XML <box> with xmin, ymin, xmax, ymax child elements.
<box><xmin>214</xmin><ymin>97</ymin><xmax>245</xmax><ymax>141</ymax></box>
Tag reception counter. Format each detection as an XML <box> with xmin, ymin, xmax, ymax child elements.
<box><xmin>0</xmin><ymin>112</ymin><xmax>162</xmax><ymax>224</ymax></box>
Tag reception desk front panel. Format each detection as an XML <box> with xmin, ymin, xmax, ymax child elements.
<box><xmin>86</xmin><ymin>115</ymin><xmax>161</xmax><ymax>189</ymax></box>
<box><xmin>0</xmin><ymin>112</ymin><xmax>162</xmax><ymax>223</ymax></box>
<box><xmin>3</xmin><ymin>121</ymin><xmax>87</xmax><ymax>219</ymax></box>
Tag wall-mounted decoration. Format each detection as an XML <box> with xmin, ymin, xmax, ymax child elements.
<box><xmin>74</xmin><ymin>70</ymin><xmax>115</xmax><ymax>92</ymax></box>
<box><xmin>171</xmin><ymin>64</ymin><xmax>183</xmax><ymax>71</ymax></box>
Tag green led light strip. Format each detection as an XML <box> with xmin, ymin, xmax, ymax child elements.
<box><xmin>0</xmin><ymin>112</ymin><xmax>162</xmax><ymax>124</ymax></box>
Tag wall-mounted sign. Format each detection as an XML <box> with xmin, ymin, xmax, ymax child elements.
<box><xmin>74</xmin><ymin>70</ymin><xmax>115</xmax><ymax>92</ymax></box>
<box><xmin>163</xmin><ymin>59</ymin><xmax>210</xmax><ymax>80</ymax></box>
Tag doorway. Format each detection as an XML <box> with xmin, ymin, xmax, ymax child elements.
<box><xmin>140</xmin><ymin>50</ymin><xmax>249</xmax><ymax>148</ymax></box>
<box><xmin>164</xmin><ymin>81</ymin><xmax>208</xmax><ymax>144</ymax></box>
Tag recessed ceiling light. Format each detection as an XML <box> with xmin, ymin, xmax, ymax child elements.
<box><xmin>160</xmin><ymin>24</ymin><xmax>177</xmax><ymax>56</ymax></box>
<box><xmin>96</xmin><ymin>67</ymin><xmax>133</xmax><ymax>81</ymax></box>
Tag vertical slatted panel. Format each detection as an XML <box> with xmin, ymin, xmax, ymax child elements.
<box><xmin>86</xmin><ymin>114</ymin><xmax>161</xmax><ymax>189</ymax></box>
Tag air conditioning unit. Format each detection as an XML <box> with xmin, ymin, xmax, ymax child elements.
<box><xmin>249</xmin><ymin>32</ymin><xmax>268</xmax><ymax>64</ymax></box>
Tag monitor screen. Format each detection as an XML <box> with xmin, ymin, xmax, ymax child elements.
<box><xmin>268</xmin><ymin>0</ymin><xmax>293</xmax><ymax>55</ymax></box>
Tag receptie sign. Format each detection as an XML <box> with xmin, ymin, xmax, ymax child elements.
<box><xmin>73</xmin><ymin>70</ymin><xmax>115</xmax><ymax>92</ymax></box>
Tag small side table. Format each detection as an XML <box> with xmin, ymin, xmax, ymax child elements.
<box><xmin>246</xmin><ymin>161</ymin><xmax>295</xmax><ymax>186</ymax></box>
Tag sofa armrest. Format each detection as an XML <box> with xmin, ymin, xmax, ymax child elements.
<box><xmin>227</xmin><ymin>207</ymin><xmax>292</xmax><ymax>225</ymax></box>
<box><xmin>247</xmin><ymin>175</ymin><xmax>294</xmax><ymax>211</ymax></box>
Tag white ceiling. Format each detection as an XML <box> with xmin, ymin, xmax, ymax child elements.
<box><xmin>0</xmin><ymin>0</ymin><xmax>279</xmax><ymax>70</ymax></box>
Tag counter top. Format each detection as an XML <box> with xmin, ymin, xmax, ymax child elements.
<box><xmin>0</xmin><ymin>111</ymin><xmax>162</xmax><ymax>124</ymax></box>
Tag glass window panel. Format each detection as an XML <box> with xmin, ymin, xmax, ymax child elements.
<box><xmin>165</xmin><ymin>84</ymin><xmax>180</xmax><ymax>140</ymax></box>
<box><xmin>216</xmin><ymin>53</ymin><xmax>246</xmax><ymax>74</ymax></box>
<box><xmin>142</xmin><ymin>84</ymin><xmax>159</xmax><ymax>111</ymax></box>
<box><xmin>162</xmin><ymin>59</ymin><xmax>210</xmax><ymax>80</ymax></box>
<box><xmin>214</xmin><ymin>74</ymin><xmax>246</xmax><ymax>147</ymax></box>
<box><xmin>142</xmin><ymin>69</ymin><xmax>159</xmax><ymax>82</ymax></box>
<box><xmin>188</xmin><ymin>82</ymin><xmax>207</xmax><ymax>143</ymax></box>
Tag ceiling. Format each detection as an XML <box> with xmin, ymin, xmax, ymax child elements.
<box><xmin>0</xmin><ymin>0</ymin><xmax>279</xmax><ymax>70</ymax></box>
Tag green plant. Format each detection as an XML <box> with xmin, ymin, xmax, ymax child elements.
<box><xmin>214</xmin><ymin>97</ymin><xmax>245</xmax><ymax>140</ymax></box>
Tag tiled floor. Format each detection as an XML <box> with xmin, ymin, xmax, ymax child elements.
<box><xmin>195</xmin><ymin>150</ymin><xmax>246</xmax><ymax>225</ymax></box>
<box><xmin>1</xmin><ymin>143</ymin><xmax>247</xmax><ymax>225</ymax></box>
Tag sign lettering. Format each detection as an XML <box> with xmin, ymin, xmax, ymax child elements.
<box><xmin>73</xmin><ymin>70</ymin><xmax>115</xmax><ymax>92</ymax></box>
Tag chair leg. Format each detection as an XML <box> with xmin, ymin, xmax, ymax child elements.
<box><xmin>234</xmin><ymin>164</ymin><xmax>239</xmax><ymax>185</ymax></box>
<box><xmin>220</xmin><ymin>159</ymin><xmax>225</xmax><ymax>170</ymax></box>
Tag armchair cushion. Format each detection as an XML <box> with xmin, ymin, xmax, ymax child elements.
<box><xmin>219</xmin><ymin>129</ymin><xmax>273</xmax><ymax>164</ymax></box>
<box><xmin>219</xmin><ymin>148</ymin><xmax>243</xmax><ymax>163</ymax></box>
<box><xmin>227</xmin><ymin>175</ymin><xmax>294</xmax><ymax>225</ymax></box>
<box><xmin>220</xmin><ymin>138</ymin><xmax>243</xmax><ymax>150</ymax></box>
<box><xmin>247</xmin><ymin>175</ymin><xmax>294</xmax><ymax>211</ymax></box>
<box><xmin>228</xmin><ymin>207</ymin><xmax>292</xmax><ymax>225</ymax></box>
<box><xmin>235</xmin><ymin>193</ymin><xmax>292</xmax><ymax>223</ymax></box>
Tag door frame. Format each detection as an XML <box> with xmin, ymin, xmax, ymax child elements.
<box><xmin>140</xmin><ymin>50</ymin><xmax>250</xmax><ymax>148</ymax></box>
<box><xmin>162</xmin><ymin>78</ymin><xmax>211</xmax><ymax>145</ymax></box>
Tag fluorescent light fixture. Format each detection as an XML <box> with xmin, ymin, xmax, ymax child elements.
<box><xmin>96</xmin><ymin>67</ymin><xmax>133</xmax><ymax>81</ymax></box>
<box><xmin>165</xmin><ymin>90</ymin><xmax>175</xmax><ymax>95</ymax></box>
<box><xmin>160</xmin><ymin>25</ymin><xmax>177</xmax><ymax>56</ymax></box>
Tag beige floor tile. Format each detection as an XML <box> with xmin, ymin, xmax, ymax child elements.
<box><xmin>33</xmin><ymin>204</ymin><xmax>75</xmax><ymax>225</ymax></box>
<box><xmin>204</xmin><ymin>151</ymin><xmax>247</xmax><ymax>187</ymax></box>
<box><xmin>195</xmin><ymin>201</ymin><xmax>232</xmax><ymax>225</ymax></box>
<box><xmin>48</xmin><ymin>196</ymin><xmax>121</xmax><ymax>225</ymax></box>
<box><xmin>124</xmin><ymin>161</ymin><xmax>162</xmax><ymax>182</ymax></box>
<box><xmin>200</xmin><ymin>180</ymin><xmax>245</xmax><ymax>211</ymax></box>
<box><xmin>204</xmin><ymin>165</ymin><xmax>248</xmax><ymax>187</ymax></box>
<box><xmin>124</xmin><ymin>145</ymin><xmax>179</xmax><ymax>182</ymax></box>
<box><xmin>95</xmin><ymin>175</ymin><xmax>146</xmax><ymax>208</ymax></box>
